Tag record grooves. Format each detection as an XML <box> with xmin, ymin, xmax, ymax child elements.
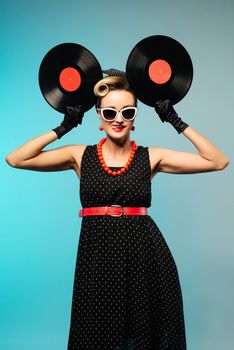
<box><xmin>39</xmin><ymin>43</ymin><xmax>103</xmax><ymax>113</ymax></box>
<box><xmin>126</xmin><ymin>35</ymin><xmax>193</xmax><ymax>105</ymax></box>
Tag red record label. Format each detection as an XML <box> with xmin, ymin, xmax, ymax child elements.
<box><xmin>59</xmin><ymin>67</ymin><xmax>81</xmax><ymax>92</ymax></box>
<box><xmin>148</xmin><ymin>59</ymin><xmax>172</xmax><ymax>84</ymax></box>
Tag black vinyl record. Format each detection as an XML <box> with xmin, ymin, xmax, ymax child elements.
<box><xmin>126</xmin><ymin>35</ymin><xmax>193</xmax><ymax>105</ymax></box>
<box><xmin>38</xmin><ymin>43</ymin><xmax>103</xmax><ymax>113</ymax></box>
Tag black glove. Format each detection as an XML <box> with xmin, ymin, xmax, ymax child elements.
<box><xmin>154</xmin><ymin>99</ymin><xmax>189</xmax><ymax>134</ymax></box>
<box><xmin>52</xmin><ymin>105</ymin><xmax>85</xmax><ymax>139</ymax></box>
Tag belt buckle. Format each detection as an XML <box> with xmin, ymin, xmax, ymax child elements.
<box><xmin>110</xmin><ymin>204</ymin><xmax>123</xmax><ymax>217</ymax></box>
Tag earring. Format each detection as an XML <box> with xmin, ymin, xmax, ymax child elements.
<box><xmin>99</xmin><ymin>126</ymin><xmax>104</xmax><ymax>131</ymax></box>
<box><xmin>131</xmin><ymin>126</ymin><xmax>135</xmax><ymax>131</ymax></box>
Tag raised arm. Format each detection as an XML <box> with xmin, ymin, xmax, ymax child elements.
<box><xmin>5</xmin><ymin>105</ymin><xmax>85</xmax><ymax>172</ymax></box>
<box><xmin>150</xmin><ymin>100</ymin><xmax>229</xmax><ymax>174</ymax></box>
<box><xmin>5</xmin><ymin>131</ymin><xmax>79</xmax><ymax>171</ymax></box>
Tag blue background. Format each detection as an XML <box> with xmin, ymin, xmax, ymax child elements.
<box><xmin>1</xmin><ymin>0</ymin><xmax>233</xmax><ymax>349</ymax></box>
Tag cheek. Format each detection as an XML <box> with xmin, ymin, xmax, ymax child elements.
<box><xmin>101</xmin><ymin>121</ymin><xmax>111</xmax><ymax>130</ymax></box>
<box><xmin>98</xmin><ymin>115</ymin><xmax>104</xmax><ymax>124</ymax></box>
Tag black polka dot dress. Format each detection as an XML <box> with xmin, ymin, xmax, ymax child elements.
<box><xmin>67</xmin><ymin>144</ymin><xmax>187</xmax><ymax>350</ymax></box>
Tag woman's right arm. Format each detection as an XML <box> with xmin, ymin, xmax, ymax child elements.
<box><xmin>5</xmin><ymin>130</ymin><xmax>79</xmax><ymax>172</ymax></box>
<box><xmin>5</xmin><ymin>105</ymin><xmax>85</xmax><ymax>172</ymax></box>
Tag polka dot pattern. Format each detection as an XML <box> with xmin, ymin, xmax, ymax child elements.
<box><xmin>67</xmin><ymin>145</ymin><xmax>187</xmax><ymax>349</ymax></box>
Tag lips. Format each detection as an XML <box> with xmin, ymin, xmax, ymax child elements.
<box><xmin>111</xmin><ymin>125</ymin><xmax>126</xmax><ymax>132</ymax></box>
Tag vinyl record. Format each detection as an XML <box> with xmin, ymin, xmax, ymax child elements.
<box><xmin>126</xmin><ymin>35</ymin><xmax>193</xmax><ymax>105</ymax></box>
<box><xmin>38</xmin><ymin>43</ymin><xmax>103</xmax><ymax>113</ymax></box>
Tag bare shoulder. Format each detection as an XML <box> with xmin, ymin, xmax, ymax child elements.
<box><xmin>69</xmin><ymin>144</ymin><xmax>88</xmax><ymax>173</ymax></box>
<box><xmin>147</xmin><ymin>146</ymin><xmax>164</xmax><ymax>178</ymax></box>
<box><xmin>148</xmin><ymin>146</ymin><xmax>224</xmax><ymax>174</ymax></box>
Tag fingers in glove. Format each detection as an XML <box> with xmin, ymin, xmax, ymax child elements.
<box><xmin>65</xmin><ymin>105</ymin><xmax>84</xmax><ymax>126</ymax></box>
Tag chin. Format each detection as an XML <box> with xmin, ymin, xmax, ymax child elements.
<box><xmin>110</xmin><ymin>130</ymin><xmax>130</xmax><ymax>137</ymax></box>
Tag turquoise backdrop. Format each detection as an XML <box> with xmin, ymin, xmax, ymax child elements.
<box><xmin>1</xmin><ymin>0</ymin><xmax>233</xmax><ymax>349</ymax></box>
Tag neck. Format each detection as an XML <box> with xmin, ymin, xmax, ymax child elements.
<box><xmin>102</xmin><ymin>135</ymin><xmax>133</xmax><ymax>156</ymax></box>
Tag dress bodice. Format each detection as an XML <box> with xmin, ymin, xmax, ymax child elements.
<box><xmin>79</xmin><ymin>144</ymin><xmax>152</xmax><ymax>208</ymax></box>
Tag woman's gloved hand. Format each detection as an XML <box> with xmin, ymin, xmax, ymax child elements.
<box><xmin>154</xmin><ymin>99</ymin><xmax>189</xmax><ymax>134</ymax></box>
<box><xmin>52</xmin><ymin>105</ymin><xmax>85</xmax><ymax>139</ymax></box>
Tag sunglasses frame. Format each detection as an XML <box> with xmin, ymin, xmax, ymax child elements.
<box><xmin>97</xmin><ymin>106</ymin><xmax>137</xmax><ymax>122</ymax></box>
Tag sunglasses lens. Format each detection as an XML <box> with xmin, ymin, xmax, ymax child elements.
<box><xmin>102</xmin><ymin>109</ymin><xmax>117</xmax><ymax>121</ymax></box>
<box><xmin>122</xmin><ymin>108</ymin><xmax>136</xmax><ymax>120</ymax></box>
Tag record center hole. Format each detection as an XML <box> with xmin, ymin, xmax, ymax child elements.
<box><xmin>59</xmin><ymin>67</ymin><xmax>81</xmax><ymax>92</ymax></box>
<box><xmin>148</xmin><ymin>59</ymin><xmax>172</xmax><ymax>84</ymax></box>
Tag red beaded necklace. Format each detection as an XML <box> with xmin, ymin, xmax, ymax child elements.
<box><xmin>97</xmin><ymin>137</ymin><xmax>137</xmax><ymax>176</ymax></box>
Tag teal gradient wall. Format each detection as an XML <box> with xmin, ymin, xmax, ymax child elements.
<box><xmin>1</xmin><ymin>0</ymin><xmax>233</xmax><ymax>349</ymax></box>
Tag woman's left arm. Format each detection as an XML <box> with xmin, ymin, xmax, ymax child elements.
<box><xmin>182</xmin><ymin>126</ymin><xmax>229</xmax><ymax>168</ymax></box>
<box><xmin>152</xmin><ymin>100</ymin><xmax>230</xmax><ymax>174</ymax></box>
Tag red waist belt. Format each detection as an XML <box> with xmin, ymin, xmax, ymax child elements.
<box><xmin>79</xmin><ymin>205</ymin><xmax>148</xmax><ymax>217</ymax></box>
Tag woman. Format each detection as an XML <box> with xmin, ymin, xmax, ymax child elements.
<box><xmin>6</xmin><ymin>70</ymin><xmax>229</xmax><ymax>350</ymax></box>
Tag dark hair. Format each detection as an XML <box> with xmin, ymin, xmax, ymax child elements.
<box><xmin>93</xmin><ymin>75</ymin><xmax>137</xmax><ymax>110</ymax></box>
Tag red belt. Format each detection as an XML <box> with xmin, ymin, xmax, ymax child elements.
<box><xmin>79</xmin><ymin>205</ymin><xmax>148</xmax><ymax>217</ymax></box>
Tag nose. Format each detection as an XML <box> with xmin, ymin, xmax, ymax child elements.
<box><xmin>114</xmin><ymin>111</ymin><xmax>124</xmax><ymax>123</ymax></box>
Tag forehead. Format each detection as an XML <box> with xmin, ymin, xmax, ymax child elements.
<box><xmin>101</xmin><ymin>90</ymin><xmax>135</xmax><ymax>108</ymax></box>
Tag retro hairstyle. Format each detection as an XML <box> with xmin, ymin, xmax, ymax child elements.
<box><xmin>94</xmin><ymin>73</ymin><xmax>137</xmax><ymax>110</ymax></box>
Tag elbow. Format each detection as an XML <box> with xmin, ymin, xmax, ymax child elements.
<box><xmin>215</xmin><ymin>158</ymin><xmax>230</xmax><ymax>170</ymax></box>
<box><xmin>222</xmin><ymin>159</ymin><xmax>230</xmax><ymax>169</ymax></box>
<box><xmin>5</xmin><ymin>155</ymin><xmax>17</xmax><ymax>168</ymax></box>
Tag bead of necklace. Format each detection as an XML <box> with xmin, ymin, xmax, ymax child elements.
<box><xmin>97</xmin><ymin>137</ymin><xmax>137</xmax><ymax>176</ymax></box>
